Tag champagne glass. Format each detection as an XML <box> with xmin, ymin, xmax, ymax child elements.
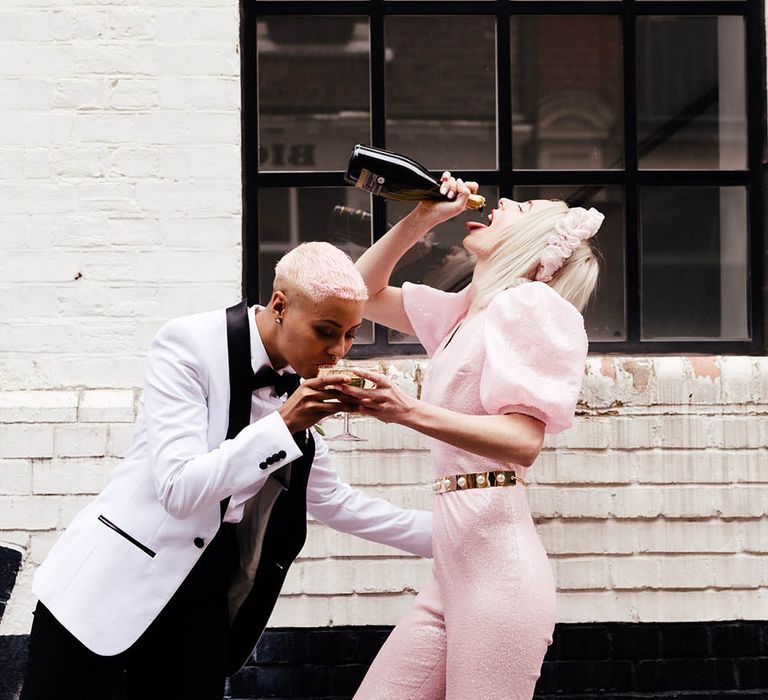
<box><xmin>317</xmin><ymin>365</ymin><xmax>372</xmax><ymax>442</ymax></box>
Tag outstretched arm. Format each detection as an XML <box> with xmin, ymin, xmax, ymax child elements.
<box><xmin>306</xmin><ymin>431</ymin><xmax>433</xmax><ymax>558</ymax></box>
<box><xmin>331</xmin><ymin>370</ymin><xmax>546</xmax><ymax>468</ymax></box>
<box><xmin>354</xmin><ymin>175</ymin><xmax>477</xmax><ymax>333</ymax></box>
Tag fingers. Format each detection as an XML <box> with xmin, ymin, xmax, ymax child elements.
<box><xmin>351</xmin><ymin>368</ymin><xmax>389</xmax><ymax>387</ymax></box>
<box><xmin>313</xmin><ymin>399</ymin><xmax>360</xmax><ymax>416</ymax></box>
<box><xmin>329</xmin><ymin>383</ymin><xmax>385</xmax><ymax>402</ymax></box>
<box><xmin>303</xmin><ymin>376</ymin><xmax>344</xmax><ymax>390</ymax></box>
<box><xmin>439</xmin><ymin>172</ymin><xmax>472</xmax><ymax>201</ymax></box>
<box><xmin>307</xmin><ymin>387</ymin><xmax>350</xmax><ymax>402</ymax></box>
<box><xmin>454</xmin><ymin>179</ymin><xmax>470</xmax><ymax>205</ymax></box>
<box><xmin>440</xmin><ymin>173</ymin><xmax>457</xmax><ymax>198</ymax></box>
<box><xmin>306</xmin><ymin>396</ymin><xmax>360</xmax><ymax>420</ymax></box>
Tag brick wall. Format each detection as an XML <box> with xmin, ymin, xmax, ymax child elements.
<box><xmin>1</xmin><ymin>0</ymin><xmax>768</xmax><ymax>648</ymax></box>
<box><xmin>0</xmin><ymin>0</ymin><xmax>242</xmax><ymax>392</ymax></box>
<box><xmin>1</xmin><ymin>357</ymin><xmax>767</xmax><ymax>636</ymax></box>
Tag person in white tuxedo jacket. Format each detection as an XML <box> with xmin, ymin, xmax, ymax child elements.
<box><xmin>21</xmin><ymin>243</ymin><xmax>432</xmax><ymax>700</ymax></box>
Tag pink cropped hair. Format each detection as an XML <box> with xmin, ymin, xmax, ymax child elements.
<box><xmin>274</xmin><ymin>242</ymin><xmax>369</xmax><ymax>302</ymax></box>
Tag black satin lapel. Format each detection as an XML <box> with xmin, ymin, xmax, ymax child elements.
<box><xmin>222</xmin><ymin>300</ymin><xmax>252</xmax><ymax>520</ymax></box>
<box><xmin>225</xmin><ymin>300</ymin><xmax>253</xmax><ymax>440</ymax></box>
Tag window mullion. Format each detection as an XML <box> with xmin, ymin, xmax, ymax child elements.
<box><xmin>623</xmin><ymin>2</ymin><xmax>641</xmax><ymax>345</ymax></box>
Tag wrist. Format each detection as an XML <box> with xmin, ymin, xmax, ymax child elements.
<box><xmin>408</xmin><ymin>205</ymin><xmax>443</xmax><ymax>232</ymax></box>
<box><xmin>398</xmin><ymin>395</ymin><xmax>425</xmax><ymax>430</ymax></box>
<box><xmin>277</xmin><ymin>405</ymin><xmax>294</xmax><ymax>433</ymax></box>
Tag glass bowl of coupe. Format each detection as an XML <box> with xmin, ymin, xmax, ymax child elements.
<box><xmin>317</xmin><ymin>365</ymin><xmax>376</xmax><ymax>441</ymax></box>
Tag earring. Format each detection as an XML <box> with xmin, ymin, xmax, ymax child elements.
<box><xmin>275</xmin><ymin>318</ymin><xmax>282</xmax><ymax>325</ymax></box>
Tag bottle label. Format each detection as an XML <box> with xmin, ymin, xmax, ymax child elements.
<box><xmin>354</xmin><ymin>168</ymin><xmax>385</xmax><ymax>195</ymax></box>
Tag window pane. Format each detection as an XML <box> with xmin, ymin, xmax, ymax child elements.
<box><xmin>385</xmin><ymin>16</ymin><xmax>496</xmax><ymax>170</ymax></box>
<box><xmin>257</xmin><ymin>17</ymin><xmax>369</xmax><ymax>172</ymax></box>
<box><xmin>511</xmin><ymin>16</ymin><xmax>624</xmax><ymax>170</ymax></box>
<box><xmin>514</xmin><ymin>185</ymin><xmax>626</xmax><ymax>341</ymax></box>
<box><xmin>386</xmin><ymin>188</ymin><xmax>499</xmax><ymax>345</ymax></box>
<box><xmin>640</xmin><ymin>186</ymin><xmax>749</xmax><ymax>340</ymax></box>
<box><xmin>257</xmin><ymin>186</ymin><xmax>374</xmax><ymax>343</ymax></box>
<box><xmin>637</xmin><ymin>16</ymin><xmax>747</xmax><ymax>170</ymax></box>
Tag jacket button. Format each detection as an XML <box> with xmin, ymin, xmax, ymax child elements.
<box><xmin>194</xmin><ymin>537</ymin><xmax>205</xmax><ymax>549</ymax></box>
<box><xmin>259</xmin><ymin>461</ymin><xmax>268</xmax><ymax>470</ymax></box>
<box><xmin>278</xmin><ymin>450</ymin><xmax>286</xmax><ymax>459</ymax></box>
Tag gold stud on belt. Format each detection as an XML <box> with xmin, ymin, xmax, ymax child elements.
<box><xmin>432</xmin><ymin>470</ymin><xmax>525</xmax><ymax>495</ymax></box>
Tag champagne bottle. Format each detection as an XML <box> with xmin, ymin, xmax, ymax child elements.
<box><xmin>344</xmin><ymin>144</ymin><xmax>486</xmax><ymax>212</ymax></box>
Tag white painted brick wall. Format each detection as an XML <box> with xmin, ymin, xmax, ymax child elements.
<box><xmin>2</xmin><ymin>358</ymin><xmax>768</xmax><ymax>634</ymax></box>
<box><xmin>1</xmin><ymin>3</ymin><xmax>767</xmax><ymax>639</ymax></box>
<box><xmin>0</xmin><ymin>0</ymin><xmax>242</xmax><ymax>393</ymax></box>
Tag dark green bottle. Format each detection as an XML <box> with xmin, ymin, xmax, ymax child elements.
<box><xmin>344</xmin><ymin>144</ymin><xmax>485</xmax><ymax>211</ymax></box>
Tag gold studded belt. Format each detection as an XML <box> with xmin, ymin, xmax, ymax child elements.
<box><xmin>432</xmin><ymin>470</ymin><xmax>525</xmax><ymax>495</ymax></box>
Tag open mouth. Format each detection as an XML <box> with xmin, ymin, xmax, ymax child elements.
<box><xmin>465</xmin><ymin>209</ymin><xmax>495</xmax><ymax>232</ymax></box>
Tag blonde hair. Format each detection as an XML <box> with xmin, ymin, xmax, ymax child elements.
<box><xmin>471</xmin><ymin>202</ymin><xmax>600</xmax><ymax>313</ymax></box>
<box><xmin>274</xmin><ymin>242</ymin><xmax>369</xmax><ymax>302</ymax></box>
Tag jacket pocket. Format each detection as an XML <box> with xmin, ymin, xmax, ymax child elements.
<box><xmin>97</xmin><ymin>515</ymin><xmax>156</xmax><ymax>558</ymax></box>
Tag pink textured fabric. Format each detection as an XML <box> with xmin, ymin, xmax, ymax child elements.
<box><xmin>354</xmin><ymin>486</ymin><xmax>557</xmax><ymax>700</ymax></box>
<box><xmin>404</xmin><ymin>280</ymin><xmax>588</xmax><ymax>442</ymax></box>
<box><xmin>354</xmin><ymin>280</ymin><xmax>588</xmax><ymax>700</ymax></box>
<box><xmin>401</xmin><ymin>282</ymin><xmax>472</xmax><ymax>357</ymax></box>
<box><xmin>480</xmin><ymin>281</ymin><xmax>588</xmax><ymax>433</ymax></box>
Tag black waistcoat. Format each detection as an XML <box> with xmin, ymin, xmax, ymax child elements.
<box><xmin>223</xmin><ymin>300</ymin><xmax>315</xmax><ymax>675</ymax></box>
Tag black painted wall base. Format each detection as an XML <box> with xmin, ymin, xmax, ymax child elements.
<box><xmin>2</xmin><ymin>621</ymin><xmax>767</xmax><ymax>700</ymax></box>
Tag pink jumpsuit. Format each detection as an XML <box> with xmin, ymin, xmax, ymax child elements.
<box><xmin>354</xmin><ymin>280</ymin><xmax>589</xmax><ymax>700</ymax></box>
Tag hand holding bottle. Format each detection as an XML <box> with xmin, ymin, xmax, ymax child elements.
<box><xmin>415</xmin><ymin>172</ymin><xmax>481</xmax><ymax>227</ymax></box>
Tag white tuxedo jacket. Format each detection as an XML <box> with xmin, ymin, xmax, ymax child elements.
<box><xmin>33</xmin><ymin>306</ymin><xmax>433</xmax><ymax>656</ymax></box>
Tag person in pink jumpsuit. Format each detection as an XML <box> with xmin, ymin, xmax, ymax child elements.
<box><xmin>332</xmin><ymin>174</ymin><xmax>605</xmax><ymax>700</ymax></box>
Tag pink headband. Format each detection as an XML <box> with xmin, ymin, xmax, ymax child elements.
<box><xmin>535</xmin><ymin>206</ymin><xmax>605</xmax><ymax>283</ymax></box>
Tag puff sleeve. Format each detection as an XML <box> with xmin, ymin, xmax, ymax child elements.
<box><xmin>401</xmin><ymin>281</ymin><xmax>472</xmax><ymax>357</ymax></box>
<box><xmin>480</xmin><ymin>281</ymin><xmax>588</xmax><ymax>433</ymax></box>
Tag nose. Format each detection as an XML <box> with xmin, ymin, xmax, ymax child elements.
<box><xmin>328</xmin><ymin>335</ymin><xmax>347</xmax><ymax>359</ymax></box>
<box><xmin>497</xmin><ymin>198</ymin><xmax>513</xmax><ymax>210</ymax></box>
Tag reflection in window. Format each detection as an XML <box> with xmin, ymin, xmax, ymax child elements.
<box><xmin>637</xmin><ymin>16</ymin><xmax>746</xmax><ymax>170</ymax></box>
<box><xmin>640</xmin><ymin>186</ymin><xmax>749</xmax><ymax>339</ymax></box>
<box><xmin>511</xmin><ymin>16</ymin><xmax>624</xmax><ymax>170</ymax></box>
<box><xmin>385</xmin><ymin>16</ymin><xmax>497</xmax><ymax>170</ymax></box>
<box><xmin>257</xmin><ymin>17</ymin><xmax>370</xmax><ymax>172</ymax></box>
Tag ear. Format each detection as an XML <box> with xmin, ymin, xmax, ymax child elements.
<box><xmin>270</xmin><ymin>290</ymin><xmax>288</xmax><ymax>320</ymax></box>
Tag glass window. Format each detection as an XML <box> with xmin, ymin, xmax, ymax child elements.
<box><xmin>385</xmin><ymin>16</ymin><xmax>497</xmax><ymax>171</ymax></box>
<box><xmin>637</xmin><ymin>16</ymin><xmax>747</xmax><ymax>170</ymax></box>
<box><xmin>640</xmin><ymin>186</ymin><xmax>749</xmax><ymax>340</ymax></box>
<box><xmin>511</xmin><ymin>16</ymin><xmax>624</xmax><ymax>170</ymax></box>
<box><xmin>257</xmin><ymin>16</ymin><xmax>370</xmax><ymax>172</ymax></box>
<box><xmin>246</xmin><ymin>4</ymin><xmax>763</xmax><ymax>355</ymax></box>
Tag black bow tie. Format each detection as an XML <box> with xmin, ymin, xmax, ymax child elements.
<box><xmin>251</xmin><ymin>367</ymin><xmax>301</xmax><ymax>398</ymax></box>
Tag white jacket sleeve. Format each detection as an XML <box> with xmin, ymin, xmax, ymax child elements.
<box><xmin>143</xmin><ymin>318</ymin><xmax>303</xmax><ymax>519</ymax></box>
<box><xmin>306</xmin><ymin>432</ymin><xmax>433</xmax><ymax>558</ymax></box>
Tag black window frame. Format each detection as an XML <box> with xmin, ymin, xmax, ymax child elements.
<box><xmin>242</xmin><ymin>0</ymin><xmax>767</xmax><ymax>357</ymax></box>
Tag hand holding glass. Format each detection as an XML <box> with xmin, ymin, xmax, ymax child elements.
<box><xmin>318</xmin><ymin>366</ymin><xmax>376</xmax><ymax>441</ymax></box>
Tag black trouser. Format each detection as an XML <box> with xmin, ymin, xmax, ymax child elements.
<box><xmin>20</xmin><ymin>523</ymin><xmax>239</xmax><ymax>700</ymax></box>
